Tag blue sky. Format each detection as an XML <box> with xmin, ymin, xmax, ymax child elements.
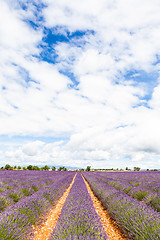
<box><xmin>0</xmin><ymin>0</ymin><xmax>160</xmax><ymax>169</ymax></box>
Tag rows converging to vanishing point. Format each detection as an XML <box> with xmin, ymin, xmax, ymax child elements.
<box><xmin>0</xmin><ymin>170</ymin><xmax>160</xmax><ymax>239</ymax></box>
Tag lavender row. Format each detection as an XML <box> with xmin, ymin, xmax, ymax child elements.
<box><xmin>92</xmin><ymin>171</ymin><xmax>160</xmax><ymax>193</ymax></box>
<box><xmin>50</xmin><ymin>173</ymin><xmax>108</xmax><ymax>240</ymax></box>
<box><xmin>0</xmin><ymin>170</ymin><xmax>67</xmax><ymax>213</ymax></box>
<box><xmin>83</xmin><ymin>172</ymin><xmax>160</xmax><ymax>240</ymax></box>
<box><xmin>90</xmin><ymin>171</ymin><xmax>160</xmax><ymax>212</ymax></box>
<box><xmin>0</xmin><ymin>172</ymin><xmax>75</xmax><ymax>240</ymax></box>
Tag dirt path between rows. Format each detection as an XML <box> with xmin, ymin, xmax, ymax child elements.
<box><xmin>32</xmin><ymin>173</ymin><xmax>77</xmax><ymax>240</ymax></box>
<box><xmin>82</xmin><ymin>175</ymin><xmax>128</xmax><ymax>240</ymax></box>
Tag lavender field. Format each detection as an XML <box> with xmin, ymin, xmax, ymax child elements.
<box><xmin>0</xmin><ymin>170</ymin><xmax>75</xmax><ymax>239</ymax></box>
<box><xmin>83</xmin><ymin>171</ymin><xmax>160</xmax><ymax>239</ymax></box>
<box><xmin>0</xmin><ymin>170</ymin><xmax>160</xmax><ymax>239</ymax></box>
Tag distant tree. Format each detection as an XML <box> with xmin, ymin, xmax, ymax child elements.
<box><xmin>17</xmin><ymin>166</ymin><xmax>21</xmax><ymax>170</ymax></box>
<box><xmin>86</xmin><ymin>166</ymin><xmax>91</xmax><ymax>171</ymax></box>
<box><xmin>32</xmin><ymin>166</ymin><xmax>40</xmax><ymax>170</ymax></box>
<box><xmin>126</xmin><ymin>167</ymin><xmax>128</xmax><ymax>170</ymax></box>
<box><xmin>23</xmin><ymin>167</ymin><xmax>27</xmax><ymax>170</ymax></box>
<box><xmin>43</xmin><ymin>165</ymin><xmax>50</xmax><ymax>170</ymax></box>
<box><xmin>27</xmin><ymin>165</ymin><xmax>33</xmax><ymax>170</ymax></box>
<box><xmin>79</xmin><ymin>168</ymin><xmax>84</xmax><ymax>171</ymax></box>
<box><xmin>146</xmin><ymin>169</ymin><xmax>150</xmax><ymax>171</ymax></box>
<box><xmin>58</xmin><ymin>166</ymin><xmax>67</xmax><ymax>171</ymax></box>
<box><xmin>134</xmin><ymin>167</ymin><xmax>141</xmax><ymax>171</ymax></box>
<box><xmin>14</xmin><ymin>165</ymin><xmax>17</xmax><ymax>169</ymax></box>
<box><xmin>52</xmin><ymin>166</ymin><xmax>56</xmax><ymax>171</ymax></box>
<box><xmin>1</xmin><ymin>167</ymin><xmax>4</xmax><ymax>170</ymax></box>
<box><xmin>5</xmin><ymin>164</ymin><xmax>12</xmax><ymax>170</ymax></box>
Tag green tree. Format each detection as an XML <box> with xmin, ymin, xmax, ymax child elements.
<box><xmin>32</xmin><ymin>166</ymin><xmax>40</xmax><ymax>170</ymax></box>
<box><xmin>58</xmin><ymin>166</ymin><xmax>67</xmax><ymax>171</ymax></box>
<box><xmin>17</xmin><ymin>166</ymin><xmax>21</xmax><ymax>170</ymax></box>
<box><xmin>27</xmin><ymin>165</ymin><xmax>33</xmax><ymax>170</ymax></box>
<box><xmin>43</xmin><ymin>165</ymin><xmax>50</xmax><ymax>170</ymax></box>
<box><xmin>5</xmin><ymin>164</ymin><xmax>12</xmax><ymax>170</ymax></box>
<box><xmin>86</xmin><ymin>166</ymin><xmax>91</xmax><ymax>171</ymax></box>
<box><xmin>23</xmin><ymin>167</ymin><xmax>27</xmax><ymax>170</ymax></box>
<box><xmin>52</xmin><ymin>166</ymin><xmax>56</xmax><ymax>171</ymax></box>
<box><xmin>134</xmin><ymin>167</ymin><xmax>141</xmax><ymax>171</ymax></box>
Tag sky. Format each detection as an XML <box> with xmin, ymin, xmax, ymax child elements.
<box><xmin>1</xmin><ymin>0</ymin><xmax>160</xmax><ymax>169</ymax></box>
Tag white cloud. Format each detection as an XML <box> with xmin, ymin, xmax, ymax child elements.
<box><xmin>0</xmin><ymin>0</ymin><xmax>160</xmax><ymax>168</ymax></box>
<box><xmin>75</xmin><ymin>50</ymin><xmax>114</xmax><ymax>76</ymax></box>
<box><xmin>149</xmin><ymin>85</ymin><xmax>160</xmax><ymax>109</ymax></box>
<box><xmin>22</xmin><ymin>140</ymin><xmax>44</xmax><ymax>156</ymax></box>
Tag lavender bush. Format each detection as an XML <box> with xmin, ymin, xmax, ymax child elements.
<box><xmin>143</xmin><ymin>193</ymin><xmax>160</xmax><ymax>212</ymax></box>
<box><xmin>0</xmin><ymin>194</ymin><xmax>13</xmax><ymax>212</ymax></box>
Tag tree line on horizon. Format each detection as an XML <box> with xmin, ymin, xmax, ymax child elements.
<box><xmin>0</xmin><ymin>164</ymin><xmax>159</xmax><ymax>171</ymax></box>
<box><xmin>0</xmin><ymin>164</ymin><xmax>67</xmax><ymax>171</ymax></box>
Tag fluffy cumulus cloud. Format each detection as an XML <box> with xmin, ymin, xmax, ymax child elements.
<box><xmin>0</xmin><ymin>0</ymin><xmax>160</xmax><ymax>169</ymax></box>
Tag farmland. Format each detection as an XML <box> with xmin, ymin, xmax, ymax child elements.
<box><xmin>0</xmin><ymin>170</ymin><xmax>74</xmax><ymax>239</ymax></box>
<box><xmin>0</xmin><ymin>170</ymin><xmax>159</xmax><ymax>239</ymax></box>
<box><xmin>83</xmin><ymin>171</ymin><xmax>160</xmax><ymax>239</ymax></box>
